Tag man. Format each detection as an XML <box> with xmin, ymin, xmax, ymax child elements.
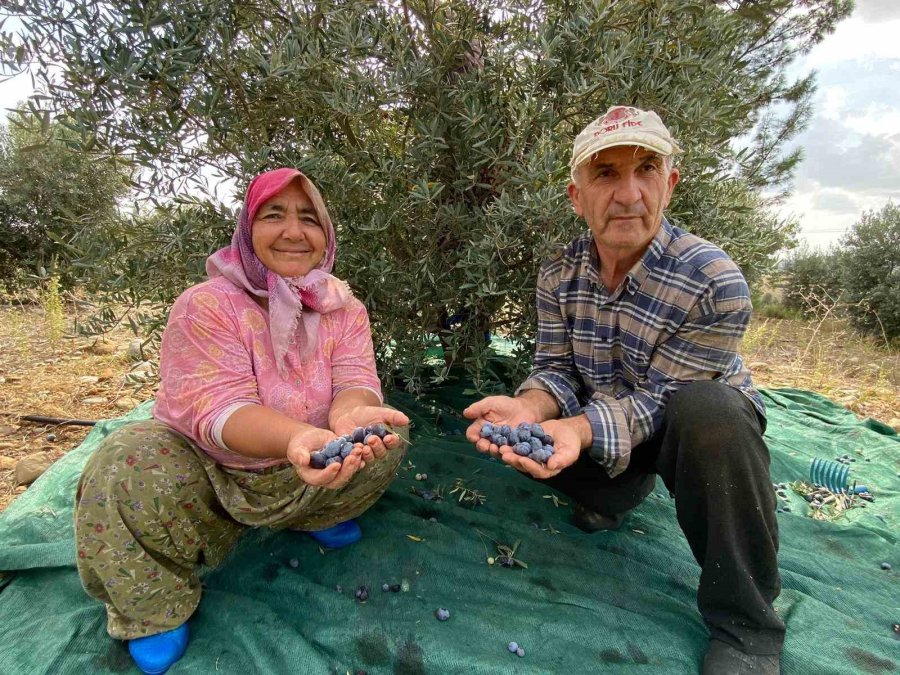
<box><xmin>464</xmin><ymin>106</ymin><xmax>783</xmax><ymax>674</ymax></box>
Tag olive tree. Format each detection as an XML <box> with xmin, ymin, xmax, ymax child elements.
<box><xmin>2</xmin><ymin>0</ymin><xmax>851</xmax><ymax>389</ymax></box>
<box><xmin>840</xmin><ymin>202</ymin><xmax>900</xmax><ymax>343</ymax></box>
<box><xmin>0</xmin><ymin>113</ymin><xmax>130</xmax><ymax>287</ymax></box>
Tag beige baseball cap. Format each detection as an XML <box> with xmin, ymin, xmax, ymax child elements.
<box><xmin>570</xmin><ymin>106</ymin><xmax>680</xmax><ymax>179</ymax></box>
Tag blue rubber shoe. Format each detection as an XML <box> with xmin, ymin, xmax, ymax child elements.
<box><xmin>128</xmin><ymin>623</ymin><xmax>189</xmax><ymax>674</ymax></box>
<box><xmin>306</xmin><ymin>519</ymin><xmax>362</xmax><ymax>548</ymax></box>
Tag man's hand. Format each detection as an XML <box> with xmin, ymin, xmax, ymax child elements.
<box><xmin>331</xmin><ymin>405</ymin><xmax>410</xmax><ymax>462</ymax></box>
<box><xmin>463</xmin><ymin>395</ymin><xmax>540</xmax><ymax>458</ymax></box>
<box><xmin>286</xmin><ymin>426</ymin><xmax>366</xmax><ymax>489</ymax></box>
<box><xmin>499</xmin><ymin>415</ymin><xmax>591</xmax><ymax>479</ymax></box>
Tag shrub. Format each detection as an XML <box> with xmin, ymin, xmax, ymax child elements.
<box><xmin>840</xmin><ymin>202</ymin><xmax>900</xmax><ymax>343</ymax></box>
<box><xmin>780</xmin><ymin>247</ymin><xmax>845</xmax><ymax>316</ymax></box>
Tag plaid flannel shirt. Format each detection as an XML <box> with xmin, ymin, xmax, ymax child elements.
<box><xmin>517</xmin><ymin>218</ymin><xmax>765</xmax><ymax>478</ymax></box>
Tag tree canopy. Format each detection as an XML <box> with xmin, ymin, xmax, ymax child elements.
<box><xmin>2</xmin><ymin>0</ymin><xmax>852</xmax><ymax>388</ymax></box>
<box><xmin>0</xmin><ymin>113</ymin><xmax>130</xmax><ymax>287</ymax></box>
<box><xmin>840</xmin><ymin>202</ymin><xmax>900</xmax><ymax>342</ymax></box>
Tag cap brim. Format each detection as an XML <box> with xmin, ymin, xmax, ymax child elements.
<box><xmin>570</xmin><ymin>137</ymin><xmax>679</xmax><ymax>172</ymax></box>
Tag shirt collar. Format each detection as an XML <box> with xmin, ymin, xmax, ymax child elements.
<box><xmin>583</xmin><ymin>218</ymin><xmax>673</xmax><ymax>297</ymax></box>
<box><xmin>583</xmin><ymin>237</ymin><xmax>602</xmax><ymax>288</ymax></box>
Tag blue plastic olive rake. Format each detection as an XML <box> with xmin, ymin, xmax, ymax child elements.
<box><xmin>809</xmin><ymin>457</ymin><xmax>850</xmax><ymax>493</ymax></box>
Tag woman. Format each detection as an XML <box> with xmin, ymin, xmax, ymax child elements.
<box><xmin>74</xmin><ymin>168</ymin><xmax>409</xmax><ymax>674</ymax></box>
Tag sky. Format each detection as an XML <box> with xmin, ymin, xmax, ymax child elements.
<box><xmin>779</xmin><ymin>0</ymin><xmax>900</xmax><ymax>250</ymax></box>
<box><xmin>1</xmin><ymin>2</ymin><xmax>898</xmax><ymax>252</ymax></box>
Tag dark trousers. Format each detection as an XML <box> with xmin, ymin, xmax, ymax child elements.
<box><xmin>543</xmin><ymin>381</ymin><xmax>785</xmax><ymax>655</ymax></box>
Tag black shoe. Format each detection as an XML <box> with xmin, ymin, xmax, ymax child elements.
<box><xmin>572</xmin><ymin>504</ymin><xmax>626</xmax><ymax>532</ymax></box>
<box><xmin>702</xmin><ymin>639</ymin><xmax>780</xmax><ymax>675</ymax></box>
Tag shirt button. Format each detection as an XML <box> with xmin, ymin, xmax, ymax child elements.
<box><xmin>295</xmin><ymin>379</ymin><xmax>302</xmax><ymax>386</ymax></box>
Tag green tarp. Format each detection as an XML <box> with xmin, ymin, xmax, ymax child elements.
<box><xmin>0</xmin><ymin>386</ymin><xmax>897</xmax><ymax>674</ymax></box>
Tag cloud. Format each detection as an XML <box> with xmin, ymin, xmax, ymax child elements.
<box><xmin>810</xmin><ymin>188</ymin><xmax>859</xmax><ymax>214</ymax></box>
<box><xmin>855</xmin><ymin>0</ymin><xmax>900</xmax><ymax>23</ymax></box>
<box><xmin>784</xmin><ymin>54</ymin><xmax>900</xmax><ymax>209</ymax></box>
<box><xmin>798</xmin><ymin>118</ymin><xmax>900</xmax><ymax>192</ymax></box>
<box><xmin>779</xmin><ymin>180</ymin><xmax>855</xmax><ymax>250</ymax></box>
<box><xmin>801</xmin><ymin>16</ymin><xmax>900</xmax><ymax>69</ymax></box>
<box><xmin>781</xmin><ymin>45</ymin><xmax>900</xmax><ymax>249</ymax></box>
<box><xmin>780</xmin><ymin>175</ymin><xmax>900</xmax><ymax>250</ymax></box>
<box><xmin>813</xmin><ymin>59</ymin><xmax>900</xmax><ymax>122</ymax></box>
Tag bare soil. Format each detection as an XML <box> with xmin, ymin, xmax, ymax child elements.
<box><xmin>0</xmin><ymin>305</ymin><xmax>898</xmax><ymax>513</ymax></box>
<box><xmin>0</xmin><ymin>303</ymin><xmax>157</xmax><ymax>511</ymax></box>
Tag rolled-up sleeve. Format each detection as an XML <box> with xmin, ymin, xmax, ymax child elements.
<box><xmin>582</xmin><ymin>281</ymin><xmax>753</xmax><ymax>477</ymax></box>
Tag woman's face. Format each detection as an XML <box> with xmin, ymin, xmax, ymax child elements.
<box><xmin>251</xmin><ymin>180</ymin><xmax>327</xmax><ymax>277</ymax></box>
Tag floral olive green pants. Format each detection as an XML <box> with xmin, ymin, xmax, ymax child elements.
<box><xmin>74</xmin><ymin>419</ymin><xmax>407</xmax><ymax>639</ymax></box>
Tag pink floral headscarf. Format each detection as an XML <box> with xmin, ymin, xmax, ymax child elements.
<box><xmin>206</xmin><ymin>168</ymin><xmax>352</xmax><ymax>375</ymax></box>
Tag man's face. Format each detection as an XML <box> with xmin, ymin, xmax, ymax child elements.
<box><xmin>567</xmin><ymin>145</ymin><xmax>679</xmax><ymax>255</ymax></box>
<box><xmin>251</xmin><ymin>180</ymin><xmax>327</xmax><ymax>277</ymax></box>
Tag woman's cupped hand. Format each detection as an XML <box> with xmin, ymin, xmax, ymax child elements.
<box><xmin>286</xmin><ymin>407</ymin><xmax>409</xmax><ymax>489</ymax></box>
<box><xmin>332</xmin><ymin>406</ymin><xmax>409</xmax><ymax>460</ymax></box>
<box><xmin>286</xmin><ymin>427</ymin><xmax>366</xmax><ymax>489</ymax></box>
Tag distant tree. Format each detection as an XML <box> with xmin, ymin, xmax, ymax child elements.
<box><xmin>0</xmin><ymin>113</ymin><xmax>130</xmax><ymax>287</ymax></box>
<box><xmin>840</xmin><ymin>202</ymin><xmax>900</xmax><ymax>343</ymax></box>
<box><xmin>780</xmin><ymin>246</ymin><xmax>845</xmax><ymax>315</ymax></box>
<box><xmin>0</xmin><ymin>199</ymin><xmax>31</xmax><ymax>290</ymax></box>
<box><xmin>2</xmin><ymin>0</ymin><xmax>851</xmax><ymax>388</ymax></box>
<box><xmin>72</xmin><ymin>199</ymin><xmax>234</xmax><ymax>338</ymax></box>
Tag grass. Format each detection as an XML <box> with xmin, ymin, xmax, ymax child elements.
<box><xmin>742</xmin><ymin>315</ymin><xmax>899</xmax><ymax>423</ymax></box>
<box><xmin>40</xmin><ymin>276</ymin><xmax>66</xmax><ymax>345</ymax></box>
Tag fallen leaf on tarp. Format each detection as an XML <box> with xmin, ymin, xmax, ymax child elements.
<box><xmin>543</xmin><ymin>494</ymin><xmax>568</xmax><ymax>507</ymax></box>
